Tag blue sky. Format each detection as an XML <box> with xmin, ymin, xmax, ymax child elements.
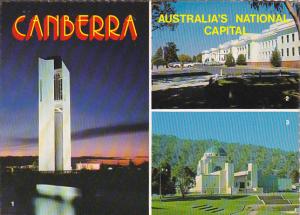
<box><xmin>152</xmin><ymin>112</ymin><xmax>298</xmax><ymax>152</ymax></box>
<box><xmin>152</xmin><ymin>1</ymin><xmax>292</xmax><ymax>56</ymax></box>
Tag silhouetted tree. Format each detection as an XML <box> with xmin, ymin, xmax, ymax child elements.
<box><xmin>250</xmin><ymin>1</ymin><xmax>300</xmax><ymax>39</ymax></box>
<box><xmin>152</xmin><ymin>162</ymin><xmax>175</xmax><ymax>195</ymax></box>
<box><xmin>152</xmin><ymin>1</ymin><xmax>178</xmax><ymax>31</ymax></box>
<box><xmin>164</xmin><ymin>42</ymin><xmax>179</xmax><ymax>64</ymax></box>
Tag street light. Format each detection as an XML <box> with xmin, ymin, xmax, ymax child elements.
<box><xmin>160</xmin><ymin>168</ymin><xmax>168</xmax><ymax>201</ymax></box>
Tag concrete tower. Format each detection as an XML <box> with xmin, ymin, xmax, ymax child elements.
<box><xmin>38</xmin><ymin>57</ymin><xmax>71</xmax><ymax>171</ymax></box>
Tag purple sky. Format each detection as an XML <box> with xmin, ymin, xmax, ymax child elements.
<box><xmin>0</xmin><ymin>2</ymin><xmax>149</xmax><ymax>158</ymax></box>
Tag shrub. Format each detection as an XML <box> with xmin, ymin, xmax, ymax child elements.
<box><xmin>225</xmin><ymin>53</ymin><xmax>235</xmax><ymax>67</ymax></box>
<box><xmin>236</xmin><ymin>54</ymin><xmax>247</xmax><ymax>65</ymax></box>
<box><xmin>152</xmin><ymin>57</ymin><xmax>166</xmax><ymax>69</ymax></box>
<box><xmin>270</xmin><ymin>48</ymin><xmax>282</xmax><ymax>67</ymax></box>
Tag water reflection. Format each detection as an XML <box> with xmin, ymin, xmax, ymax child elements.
<box><xmin>33</xmin><ymin>184</ymin><xmax>81</xmax><ymax>215</ymax></box>
<box><xmin>34</xmin><ymin>197</ymin><xmax>75</xmax><ymax>215</ymax></box>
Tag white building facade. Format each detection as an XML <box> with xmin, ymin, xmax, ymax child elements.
<box><xmin>76</xmin><ymin>163</ymin><xmax>101</xmax><ymax>170</ymax></box>
<box><xmin>39</xmin><ymin>57</ymin><xmax>71</xmax><ymax>171</ymax></box>
<box><xmin>192</xmin><ymin>147</ymin><xmax>261</xmax><ymax>194</ymax></box>
<box><xmin>202</xmin><ymin>19</ymin><xmax>300</xmax><ymax>68</ymax></box>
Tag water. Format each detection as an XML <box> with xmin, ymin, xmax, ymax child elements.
<box><xmin>1</xmin><ymin>184</ymin><xmax>80</xmax><ymax>215</ymax></box>
<box><xmin>34</xmin><ymin>197</ymin><xmax>76</xmax><ymax>215</ymax></box>
<box><xmin>1</xmin><ymin>170</ymin><xmax>148</xmax><ymax>215</ymax></box>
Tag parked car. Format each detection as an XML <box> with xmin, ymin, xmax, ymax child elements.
<box><xmin>168</xmin><ymin>62</ymin><xmax>181</xmax><ymax>68</ymax></box>
<box><xmin>168</xmin><ymin>62</ymin><xmax>196</xmax><ymax>68</ymax></box>
<box><xmin>182</xmin><ymin>62</ymin><xmax>194</xmax><ymax>68</ymax></box>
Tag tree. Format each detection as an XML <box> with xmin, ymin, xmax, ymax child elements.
<box><xmin>196</xmin><ymin>53</ymin><xmax>202</xmax><ymax>63</ymax></box>
<box><xmin>192</xmin><ymin>55</ymin><xmax>196</xmax><ymax>62</ymax></box>
<box><xmin>173</xmin><ymin>163</ymin><xmax>195</xmax><ymax>198</ymax></box>
<box><xmin>289</xmin><ymin>169</ymin><xmax>299</xmax><ymax>184</ymax></box>
<box><xmin>250</xmin><ymin>1</ymin><xmax>300</xmax><ymax>39</ymax></box>
<box><xmin>152</xmin><ymin>58</ymin><xmax>166</xmax><ymax>69</ymax></box>
<box><xmin>225</xmin><ymin>53</ymin><xmax>236</xmax><ymax>67</ymax></box>
<box><xmin>152</xmin><ymin>47</ymin><xmax>166</xmax><ymax>69</ymax></box>
<box><xmin>128</xmin><ymin>159</ymin><xmax>135</xmax><ymax>169</ymax></box>
<box><xmin>270</xmin><ymin>48</ymin><xmax>282</xmax><ymax>67</ymax></box>
<box><xmin>152</xmin><ymin>134</ymin><xmax>298</xmax><ymax>189</ymax></box>
<box><xmin>32</xmin><ymin>160</ymin><xmax>38</xmax><ymax>170</ymax></box>
<box><xmin>152</xmin><ymin>1</ymin><xmax>178</xmax><ymax>31</ymax></box>
<box><xmin>152</xmin><ymin>162</ymin><xmax>176</xmax><ymax>195</ymax></box>
<box><xmin>178</xmin><ymin>54</ymin><xmax>192</xmax><ymax>63</ymax></box>
<box><xmin>164</xmin><ymin>42</ymin><xmax>179</xmax><ymax>64</ymax></box>
<box><xmin>153</xmin><ymin>47</ymin><xmax>163</xmax><ymax>59</ymax></box>
<box><xmin>236</xmin><ymin>54</ymin><xmax>247</xmax><ymax>65</ymax></box>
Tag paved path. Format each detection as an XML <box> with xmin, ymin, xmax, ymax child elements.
<box><xmin>153</xmin><ymin>65</ymin><xmax>300</xmax><ymax>76</ymax></box>
<box><xmin>248</xmin><ymin>210</ymin><xmax>258</xmax><ymax>215</ymax></box>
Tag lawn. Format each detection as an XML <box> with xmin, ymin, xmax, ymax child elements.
<box><xmin>283</xmin><ymin>193</ymin><xmax>299</xmax><ymax>204</ymax></box>
<box><xmin>152</xmin><ymin>193</ymin><xmax>299</xmax><ymax>215</ymax></box>
<box><xmin>257</xmin><ymin>205</ymin><xmax>299</xmax><ymax>214</ymax></box>
<box><xmin>152</xmin><ymin>194</ymin><xmax>260</xmax><ymax>215</ymax></box>
<box><xmin>152</xmin><ymin>76</ymin><xmax>300</xmax><ymax>109</ymax></box>
<box><xmin>255</xmin><ymin>193</ymin><xmax>299</xmax><ymax>214</ymax></box>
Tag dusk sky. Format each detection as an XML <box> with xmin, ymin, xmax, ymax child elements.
<box><xmin>153</xmin><ymin>112</ymin><xmax>298</xmax><ymax>152</ymax></box>
<box><xmin>0</xmin><ymin>2</ymin><xmax>149</xmax><ymax>158</ymax></box>
<box><xmin>152</xmin><ymin>1</ymin><xmax>292</xmax><ymax>55</ymax></box>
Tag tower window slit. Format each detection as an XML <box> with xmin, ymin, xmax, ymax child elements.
<box><xmin>54</xmin><ymin>73</ymin><xmax>63</xmax><ymax>100</ymax></box>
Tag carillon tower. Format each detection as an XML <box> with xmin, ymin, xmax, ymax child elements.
<box><xmin>38</xmin><ymin>57</ymin><xmax>71</xmax><ymax>171</ymax></box>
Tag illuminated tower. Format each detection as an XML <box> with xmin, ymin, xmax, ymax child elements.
<box><xmin>38</xmin><ymin>57</ymin><xmax>71</xmax><ymax>171</ymax></box>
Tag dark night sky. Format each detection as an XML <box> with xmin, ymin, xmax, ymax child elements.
<box><xmin>0</xmin><ymin>2</ymin><xmax>149</xmax><ymax>158</ymax></box>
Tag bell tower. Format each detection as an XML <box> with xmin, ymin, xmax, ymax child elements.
<box><xmin>38</xmin><ymin>57</ymin><xmax>71</xmax><ymax>171</ymax></box>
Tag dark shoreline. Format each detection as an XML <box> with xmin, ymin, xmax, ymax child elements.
<box><xmin>1</xmin><ymin>165</ymin><xmax>148</xmax><ymax>215</ymax></box>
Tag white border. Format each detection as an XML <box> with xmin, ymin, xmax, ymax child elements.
<box><xmin>152</xmin><ymin>109</ymin><xmax>300</xmax><ymax>112</ymax></box>
<box><xmin>148</xmin><ymin>1</ymin><xmax>152</xmax><ymax>214</ymax></box>
<box><xmin>148</xmin><ymin>1</ymin><xmax>299</xmax><ymax>214</ymax></box>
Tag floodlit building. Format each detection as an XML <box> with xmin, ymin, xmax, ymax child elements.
<box><xmin>202</xmin><ymin>19</ymin><xmax>300</xmax><ymax>68</ymax></box>
<box><xmin>39</xmin><ymin>57</ymin><xmax>71</xmax><ymax>171</ymax></box>
<box><xmin>193</xmin><ymin>147</ymin><xmax>261</xmax><ymax>194</ymax></box>
<box><xmin>76</xmin><ymin>163</ymin><xmax>101</xmax><ymax>170</ymax></box>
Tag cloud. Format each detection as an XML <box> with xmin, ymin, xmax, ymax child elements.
<box><xmin>72</xmin><ymin>122</ymin><xmax>148</xmax><ymax>139</ymax></box>
<box><xmin>9</xmin><ymin>122</ymin><xmax>148</xmax><ymax>146</ymax></box>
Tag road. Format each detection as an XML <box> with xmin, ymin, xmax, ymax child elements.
<box><xmin>152</xmin><ymin>65</ymin><xmax>300</xmax><ymax>76</ymax></box>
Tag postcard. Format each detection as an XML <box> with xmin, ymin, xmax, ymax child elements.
<box><xmin>0</xmin><ymin>1</ymin><xmax>149</xmax><ymax>215</ymax></box>
<box><xmin>152</xmin><ymin>1</ymin><xmax>300</xmax><ymax>109</ymax></box>
<box><xmin>152</xmin><ymin>112</ymin><xmax>299</xmax><ymax>214</ymax></box>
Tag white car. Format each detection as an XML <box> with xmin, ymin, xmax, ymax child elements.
<box><xmin>168</xmin><ymin>62</ymin><xmax>181</xmax><ymax>68</ymax></box>
<box><xmin>183</xmin><ymin>63</ymin><xmax>194</xmax><ymax>68</ymax></box>
<box><xmin>168</xmin><ymin>62</ymin><xmax>195</xmax><ymax>68</ymax></box>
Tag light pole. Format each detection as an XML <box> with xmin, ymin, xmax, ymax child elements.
<box><xmin>159</xmin><ymin>168</ymin><xmax>168</xmax><ymax>201</ymax></box>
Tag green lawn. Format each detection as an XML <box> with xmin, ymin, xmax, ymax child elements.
<box><xmin>283</xmin><ymin>193</ymin><xmax>299</xmax><ymax>204</ymax></box>
<box><xmin>256</xmin><ymin>193</ymin><xmax>299</xmax><ymax>215</ymax></box>
<box><xmin>257</xmin><ymin>205</ymin><xmax>299</xmax><ymax>214</ymax></box>
<box><xmin>152</xmin><ymin>193</ymin><xmax>299</xmax><ymax>215</ymax></box>
<box><xmin>152</xmin><ymin>194</ymin><xmax>260</xmax><ymax>215</ymax></box>
<box><xmin>153</xmin><ymin>75</ymin><xmax>299</xmax><ymax>109</ymax></box>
